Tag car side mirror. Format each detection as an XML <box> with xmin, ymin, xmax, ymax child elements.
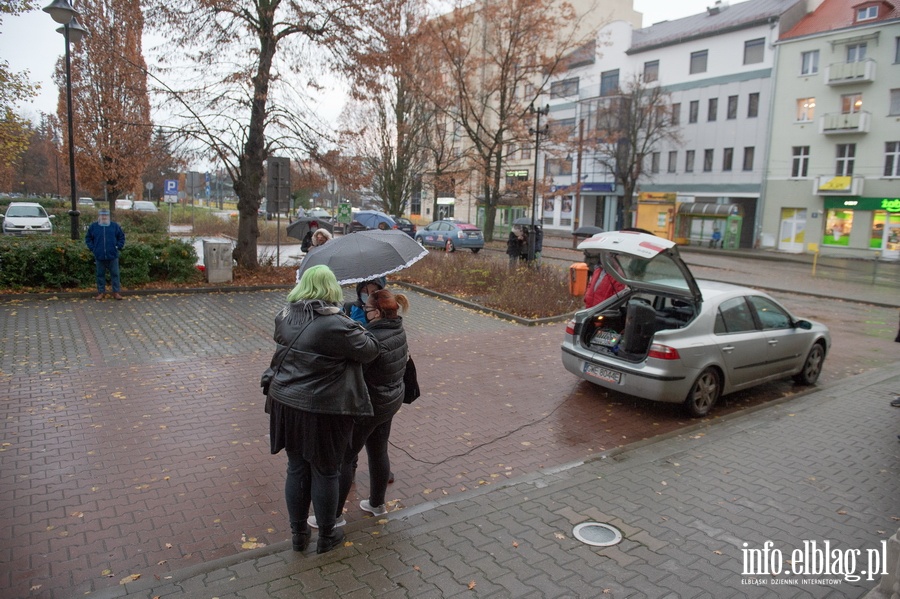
<box><xmin>49</xmin><ymin>214</ymin><xmax>56</xmax><ymax>219</ymax></box>
<box><xmin>795</xmin><ymin>320</ymin><xmax>812</xmax><ymax>330</ymax></box>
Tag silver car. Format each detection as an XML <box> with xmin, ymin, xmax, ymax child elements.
<box><xmin>561</xmin><ymin>231</ymin><xmax>830</xmax><ymax>417</ymax></box>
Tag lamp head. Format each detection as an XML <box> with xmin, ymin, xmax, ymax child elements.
<box><xmin>57</xmin><ymin>17</ymin><xmax>88</xmax><ymax>44</ymax></box>
<box><xmin>43</xmin><ymin>0</ymin><xmax>78</xmax><ymax>25</ymax></box>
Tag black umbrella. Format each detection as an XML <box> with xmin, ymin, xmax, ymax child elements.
<box><xmin>295</xmin><ymin>229</ymin><xmax>428</xmax><ymax>285</ymax></box>
<box><xmin>286</xmin><ymin>217</ymin><xmax>334</xmax><ymax>241</ymax></box>
<box><xmin>512</xmin><ymin>216</ymin><xmax>541</xmax><ymax>227</ymax></box>
<box><xmin>573</xmin><ymin>225</ymin><xmax>605</xmax><ymax>238</ymax></box>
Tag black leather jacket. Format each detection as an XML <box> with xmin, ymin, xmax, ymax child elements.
<box><xmin>263</xmin><ymin>300</ymin><xmax>379</xmax><ymax>416</ymax></box>
<box><xmin>363</xmin><ymin>317</ymin><xmax>408</xmax><ymax>419</ymax></box>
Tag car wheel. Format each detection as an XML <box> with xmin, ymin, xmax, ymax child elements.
<box><xmin>793</xmin><ymin>343</ymin><xmax>825</xmax><ymax>385</ymax></box>
<box><xmin>445</xmin><ymin>239</ymin><xmax>456</xmax><ymax>252</ymax></box>
<box><xmin>683</xmin><ymin>367</ymin><xmax>720</xmax><ymax>418</ymax></box>
<box><xmin>471</xmin><ymin>248</ymin><xmax>480</xmax><ymax>254</ymax></box>
<box><xmin>416</xmin><ymin>237</ymin><xmax>425</xmax><ymax>247</ymax></box>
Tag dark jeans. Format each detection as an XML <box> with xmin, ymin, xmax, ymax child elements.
<box><xmin>285</xmin><ymin>450</ymin><xmax>341</xmax><ymax>533</ymax></box>
<box><xmin>337</xmin><ymin>415</ymin><xmax>395</xmax><ymax>513</ymax></box>
<box><xmin>95</xmin><ymin>258</ymin><xmax>121</xmax><ymax>293</ymax></box>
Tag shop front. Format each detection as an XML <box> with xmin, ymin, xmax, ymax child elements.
<box><xmin>822</xmin><ymin>197</ymin><xmax>900</xmax><ymax>260</ymax></box>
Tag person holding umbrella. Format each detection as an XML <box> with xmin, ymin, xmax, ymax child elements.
<box><xmin>262</xmin><ymin>265</ymin><xmax>379</xmax><ymax>554</ymax></box>
<box><xmin>344</xmin><ymin>277</ymin><xmax>386</xmax><ymax>324</ymax></box>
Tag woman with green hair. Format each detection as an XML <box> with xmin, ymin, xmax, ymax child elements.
<box><xmin>262</xmin><ymin>265</ymin><xmax>379</xmax><ymax>554</ymax></box>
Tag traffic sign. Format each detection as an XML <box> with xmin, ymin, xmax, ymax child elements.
<box><xmin>337</xmin><ymin>203</ymin><xmax>352</xmax><ymax>224</ymax></box>
<box><xmin>164</xmin><ymin>179</ymin><xmax>178</xmax><ymax>195</ymax></box>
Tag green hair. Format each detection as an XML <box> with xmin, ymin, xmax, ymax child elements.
<box><xmin>287</xmin><ymin>265</ymin><xmax>343</xmax><ymax>304</ymax></box>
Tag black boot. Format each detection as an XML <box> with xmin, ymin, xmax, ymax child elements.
<box><xmin>291</xmin><ymin>522</ymin><xmax>311</xmax><ymax>552</ymax></box>
<box><xmin>316</xmin><ymin>527</ymin><xmax>345</xmax><ymax>554</ymax></box>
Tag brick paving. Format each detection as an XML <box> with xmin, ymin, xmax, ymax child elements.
<box><xmin>1</xmin><ymin>252</ymin><xmax>899</xmax><ymax>599</ymax></box>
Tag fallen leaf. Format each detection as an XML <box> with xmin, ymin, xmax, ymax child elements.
<box><xmin>119</xmin><ymin>574</ymin><xmax>141</xmax><ymax>585</ymax></box>
<box><xmin>468</xmin><ymin>580</ymin><xmax>476</xmax><ymax>590</ymax></box>
<box><xmin>554</xmin><ymin>532</ymin><xmax>566</xmax><ymax>540</ymax></box>
<box><xmin>512</xmin><ymin>541</ymin><xmax>519</xmax><ymax>548</ymax></box>
<box><xmin>837</xmin><ymin>510</ymin><xmax>848</xmax><ymax>515</ymax></box>
<box><xmin>713</xmin><ymin>550</ymin><xmax>722</xmax><ymax>555</ymax></box>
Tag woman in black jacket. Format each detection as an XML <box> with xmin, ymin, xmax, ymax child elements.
<box><xmin>263</xmin><ymin>265</ymin><xmax>379</xmax><ymax>554</ymax></box>
<box><xmin>336</xmin><ymin>288</ymin><xmax>410</xmax><ymax>518</ymax></box>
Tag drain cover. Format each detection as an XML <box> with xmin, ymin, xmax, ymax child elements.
<box><xmin>572</xmin><ymin>522</ymin><xmax>622</xmax><ymax>547</ymax></box>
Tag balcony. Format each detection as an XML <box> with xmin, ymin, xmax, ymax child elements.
<box><xmin>825</xmin><ymin>59</ymin><xmax>876</xmax><ymax>86</ymax></box>
<box><xmin>819</xmin><ymin>111</ymin><xmax>870</xmax><ymax>135</ymax></box>
<box><xmin>813</xmin><ymin>175</ymin><xmax>864</xmax><ymax>196</ymax></box>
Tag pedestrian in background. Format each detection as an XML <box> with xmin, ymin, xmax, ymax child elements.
<box><xmin>506</xmin><ymin>225</ymin><xmax>525</xmax><ymax>268</ymax></box>
<box><xmin>312</xmin><ymin>228</ymin><xmax>332</xmax><ymax>248</ymax></box>
<box><xmin>262</xmin><ymin>265</ymin><xmax>379</xmax><ymax>554</ymax></box>
<box><xmin>85</xmin><ymin>208</ymin><xmax>126</xmax><ymax>301</ymax></box>
<box><xmin>332</xmin><ymin>288</ymin><xmax>410</xmax><ymax>522</ymax></box>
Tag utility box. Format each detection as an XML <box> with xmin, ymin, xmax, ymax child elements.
<box><xmin>569</xmin><ymin>262</ymin><xmax>589</xmax><ymax>296</ymax></box>
<box><xmin>203</xmin><ymin>241</ymin><xmax>233</xmax><ymax>284</ymax></box>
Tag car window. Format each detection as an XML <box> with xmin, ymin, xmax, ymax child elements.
<box><xmin>715</xmin><ymin>297</ymin><xmax>758</xmax><ymax>334</ymax></box>
<box><xmin>747</xmin><ymin>296</ymin><xmax>792</xmax><ymax>330</ymax></box>
<box><xmin>426</xmin><ymin>222</ymin><xmax>440</xmax><ymax>231</ymax></box>
<box><xmin>7</xmin><ymin>205</ymin><xmax>46</xmax><ymax>218</ymax></box>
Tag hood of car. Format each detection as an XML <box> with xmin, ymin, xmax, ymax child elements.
<box><xmin>577</xmin><ymin>231</ymin><xmax>701</xmax><ymax>304</ymax></box>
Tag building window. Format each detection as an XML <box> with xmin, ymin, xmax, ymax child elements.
<box><xmin>719</xmin><ymin>147</ymin><xmax>732</xmax><ymax>171</ymax></box>
<box><xmin>824</xmin><ymin>210</ymin><xmax>853</xmax><ymax>246</ymax></box>
<box><xmin>668</xmin><ymin>151</ymin><xmax>677</xmax><ymax>173</ymax></box>
<box><xmin>835</xmin><ymin>143</ymin><xmax>855</xmax><ymax>176</ymax></box>
<box><xmin>847</xmin><ymin>43</ymin><xmax>867</xmax><ymax>63</ymax></box>
<box><xmin>841</xmin><ymin>93</ymin><xmax>863</xmax><ymax>114</ymax></box>
<box><xmin>856</xmin><ymin>5</ymin><xmax>878</xmax><ymax>21</ymax></box>
<box><xmin>643</xmin><ymin>60</ymin><xmax>659</xmax><ymax>83</ymax></box>
<box><xmin>791</xmin><ymin>146</ymin><xmax>810</xmax><ymax>178</ymax></box>
<box><xmin>796</xmin><ymin>97</ymin><xmax>815</xmax><ymax>121</ymax></box>
<box><xmin>891</xmin><ymin>89</ymin><xmax>900</xmax><ymax>115</ymax></box>
<box><xmin>521</xmin><ymin>146</ymin><xmax>531</xmax><ymax>160</ymax></box>
<box><xmin>884</xmin><ymin>142</ymin><xmax>900</xmax><ymax>177</ymax></box>
<box><xmin>744</xmin><ymin>38</ymin><xmax>765</xmax><ymax>65</ymax></box>
<box><xmin>600</xmin><ymin>69</ymin><xmax>620</xmax><ymax>96</ymax></box>
<box><xmin>703</xmin><ymin>149</ymin><xmax>714</xmax><ymax>172</ymax></box>
<box><xmin>689</xmin><ymin>100</ymin><xmax>699</xmax><ymax>123</ymax></box>
<box><xmin>550</xmin><ymin>77</ymin><xmax>579</xmax><ymax>99</ymax></box>
<box><xmin>895</xmin><ymin>37</ymin><xmax>900</xmax><ymax>63</ymax></box>
<box><xmin>690</xmin><ymin>50</ymin><xmax>708</xmax><ymax>74</ymax></box>
<box><xmin>708</xmin><ymin>98</ymin><xmax>718</xmax><ymax>121</ymax></box>
<box><xmin>507</xmin><ymin>143</ymin><xmax>517</xmax><ymax>159</ymax></box>
<box><xmin>726</xmin><ymin>95</ymin><xmax>738</xmax><ymax>119</ymax></box>
<box><xmin>685</xmin><ymin>150</ymin><xmax>695</xmax><ymax>172</ymax></box>
<box><xmin>801</xmin><ymin>50</ymin><xmax>819</xmax><ymax>75</ymax></box>
<box><xmin>748</xmin><ymin>93</ymin><xmax>759</xmax><ymax>117</ymax></box>
<box><xmin>650</xmin><ymin>152</ymin><xmax>660</xmax><ymax>173</ymax></box>
<box><xmin>743</xmin><ymin>146</ymin><xmax>755</xmax><ymax>171</ymax></box>
<box><xmin>671</xmin><ymin>103</ymin><xmax>681</xmax><ymax>125</ymax></box>
<box><xmin>545</xmin><ymin>157</ymin><xmax>572</xmax><ymax>176</ymax></box>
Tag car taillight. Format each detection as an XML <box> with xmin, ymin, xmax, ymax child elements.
<box><xmin>392</xmin><ymin>224</ymin><xmax>399</xmax><ymax>229</ymax></box>
<box><xmin>647</xmin><ymin>343</ymin><xmax>680</xmax><ymax>360</ymax></box>
<box><xmin>457</xmin><ymin>230</ymin><xmax>464</xmax><ymax>239</ymax></box>
<box><xmin>565</xmin><ymin>319</ymin><xmax>576</xmax><ymax>336</ymax></box>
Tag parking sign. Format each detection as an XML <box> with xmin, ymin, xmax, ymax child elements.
<box><xmin>164</xmin><ymin>180</ymin><xmax>178</xmax><ymax>195</ymax></box>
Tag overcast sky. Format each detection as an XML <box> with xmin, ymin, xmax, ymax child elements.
<box><xmin>1</xmin><ymin>0</ymin><xmax>719</xmax><ymax>121</ymax></box>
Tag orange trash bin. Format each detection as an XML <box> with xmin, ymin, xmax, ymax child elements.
<box><xmin>569</xmin><ymin>262</ymin><xmax>589</xmax><ymax>296</ymax></box>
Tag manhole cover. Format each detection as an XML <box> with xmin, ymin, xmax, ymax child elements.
<box><xmin>572</xmin><ymin>522</ymin><xmax>622</xmax><ymax>547</ymax></box>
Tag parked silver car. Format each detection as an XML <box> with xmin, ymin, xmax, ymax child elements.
<box><xmin>561</xmin><ymin>231</ymin><xmax>830</xmax><ymax>417</ymax></box>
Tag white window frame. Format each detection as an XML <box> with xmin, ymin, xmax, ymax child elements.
<box><xmin>685</xmin><ymin>150</ymin><xmax>695</xmax><ymax>172</ymax></box>
<box><xmin>841</xmin><ymin>93</ymin><xmax>863</xmax><ymax>114</ymax></box>
<box><xmin>791</xmin><ymin>146</ymin><xmax>810</xmax><ymax>178</ymax></box>
<box><xmin>722</xmin><ymin>147</ymin><xmax>733</xmax><ymax>171</ymax></box>
<box><xmin>801</xmin><ymin>50</ymin><xmax>819</xmax><ymax>75</ymax></box>
<box><xmin>667</xmin><ymin>151</ymin><xmax>677</xmax><ymax>173</ymax></box>
<box><xmin>743</xmin><ymin>147</ymin><xmax>755</xmax><ymax>171</ymax></box>
<box><xmin>847</xmin><ymin>43</ymin><xmax>867</xmax><ymax>63</ymax></box>
<box><xmin>836</xmin><ymin>143</ymin><xmax>855</xmax><ymax>176</ymax></box>
<box><xmin>857</xmin><ymin>5</ymin><xmax>878</xmax><ymax>21</ymax></box>
<box><xmin>796</xmin><ymin>97</ymin><xmax>815</xmax><ymax>122</ymax></box>
<box><xmin>884</xmin><ymin>142</ymin><xmax>900</xmax><ymax>177</ymax></box>
<box><xmin>889</xmin><ymin>89</ymin><xmax>900</xmax><ymax>116</ymax></box>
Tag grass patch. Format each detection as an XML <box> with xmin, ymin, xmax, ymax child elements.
<box><xmin>394</xmin><ymin>250</ymin><xmax>582</xmax><ymax>319</ymax></box>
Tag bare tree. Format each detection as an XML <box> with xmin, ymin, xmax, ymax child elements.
<box><xmin>590</xmin><ymin>73</ymin><xmax>680</xmax><ymax>229</ymax></box>
<box><xmin>146</xmin><ymin>0</ymin><xmax>379</xmax><ymax>268</ymax></box>
<box><xmin>338</xmin><ymin>0</ymin><xmax>436</xmax><ymax>218</ymax></box>
<box><xmin>57</xmin><ymin>0</ymin><xmax>152</xmax><ymax>211</ymax></box>
<box><xmin>424</xmin><ymin>0</ymin><xmax>586</xmax><ymax>241</ymax></box>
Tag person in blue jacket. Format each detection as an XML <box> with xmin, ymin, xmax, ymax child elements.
<box><xmin>85</xmin><ymin>209</ymin><xmax>126</xmax><ymax>300</ymax></box>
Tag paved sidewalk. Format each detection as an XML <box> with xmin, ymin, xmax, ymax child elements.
<box><xmin>90</xmin><ymin>361</ymin><xmax>900</xmax><ymax>599</ymax></box>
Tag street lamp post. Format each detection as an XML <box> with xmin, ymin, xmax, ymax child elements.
<box><xmin>44</xmin><ymin>0</ymin><xmax>88</xmax><ymax>241</ymax></box>
<box><xmin>528</xmin><ymin>103</ymin><xmax>550</xmax><ymax>263</ymax></box>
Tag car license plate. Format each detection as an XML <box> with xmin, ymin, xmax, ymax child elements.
<box><xmin>583</xmin><ymin>363</ymin><xmax>622</xmax><ymax>384</ymax></box>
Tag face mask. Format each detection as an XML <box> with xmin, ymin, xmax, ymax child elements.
<box><xmin>99</xmin><ymin>217</ymin><xmax>110</xmax><ymax>227</ymax></box>
<box><xmin>360</xmin><ymin>293</ymin><xmax>369</xmax><ymax>304</ymax></box>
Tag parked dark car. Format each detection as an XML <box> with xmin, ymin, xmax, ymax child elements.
<box><xmin>415</xmin><ymin>220</ymin><xmax>484</xmax><ymax>253</ymax></box>
<box><xmin>395</xmin><ymin>217</ymin><xmax>416</xmax><ymax>237</ymax></box>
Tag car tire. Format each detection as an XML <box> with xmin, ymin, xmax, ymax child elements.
<box><xmin>445</xmin><ymin>239</ymin><xmax>456</xmax><ymax>252</ymax></box>
<box><xmin>793</xmin><ymin>343</ymin><xmax>825</xmax><ymax>385</ymax></box>
<box><xmin>683</xmin><ymin>367</ymin><xmax>720</xmax><ymax>418</ymax></box>
<box><xmin>471</xmin><ymin>248</ymin><xmax>480</xmax><ymax>254</ymax></box>
<box><xmin>416</xmin><ymin>237</ymin><xmax>425</xmax><ymax>247</ymax></box>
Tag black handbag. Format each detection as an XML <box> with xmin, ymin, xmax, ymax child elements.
<box><xmin>403</xmin><ymin>355</ymin><xmax>421</xmax><ymax>404</ymax></box>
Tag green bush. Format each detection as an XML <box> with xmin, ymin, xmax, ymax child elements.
<box><xmin>0</xmin><ymin>235</ymin><xmax>198</xmax><ymax>290</ymax></box>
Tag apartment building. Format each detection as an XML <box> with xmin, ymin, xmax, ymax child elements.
<box><xmin>762</xmin><ymin>0</ymin><xmax>900</xmax><ymax>259</ymax></box>
<box><xmin>534</xmin><ymin>0</ymin><xmax>808</xmax><ymax>247</ymax></box>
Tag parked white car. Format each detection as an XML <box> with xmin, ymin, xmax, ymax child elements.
<box><xmin>1</xmin><ymin>202</ymin><xmax>55</xmax><ymax>235</ymax></box>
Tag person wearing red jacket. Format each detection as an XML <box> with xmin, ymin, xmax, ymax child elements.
<box><xmin>583</xmin><ymin>267</ymin><xmax>626</xmax><ymax>309</ymax></box>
